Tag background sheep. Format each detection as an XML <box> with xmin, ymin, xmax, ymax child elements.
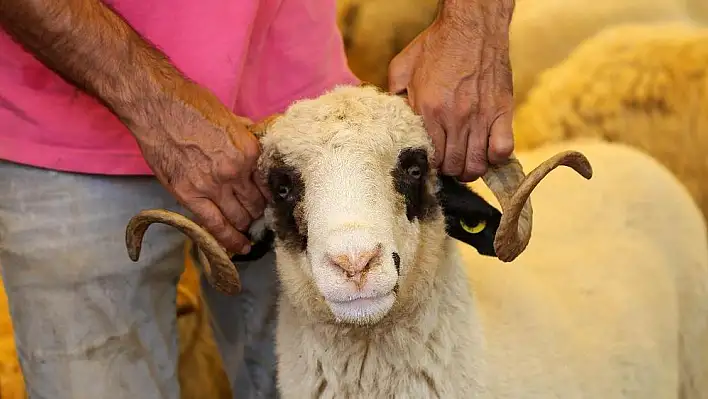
<box><xmin>513</xmin><ymin>22</ymin><xmax>708</xmax><ymax>220</ymax></box>
<box><xmin>462</xmin><ymin>139</ymin><xmax>708</xmax><ymax>399</ymax></box>
<box><xmin>507</xmin><ymin>0</ymin><xmax>697</xmax><ymax>104</ymax></box>
<box><xmin>126</xmin><ymin>85</ymin><xmax>708</xmax><ymax>398</ymax></box>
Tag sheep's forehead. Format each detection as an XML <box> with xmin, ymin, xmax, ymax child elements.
<box><xmin>259</xmin><ymin>86</ymin><xmax>433</xmax><ymax>171</ymax></box>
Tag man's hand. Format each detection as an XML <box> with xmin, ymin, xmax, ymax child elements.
<box><xmin>0</xmin><ymin>0</ymin><xmax>267</xmax><ymax>254</ymax></box>
<box><xmin>388</xmin><ymin>0</ymin><xmax>516</xmax><ymax>182</ymax></box>
<box><xmin>130</xmin><ymin>84</ymin><xmax>269</xmax><ymax>255</ymax></box>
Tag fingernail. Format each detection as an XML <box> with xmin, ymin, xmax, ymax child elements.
<box><xmin>240</xmin><ymin>244</ymin><xmax>252</xmax><ymax>255</ymax></box>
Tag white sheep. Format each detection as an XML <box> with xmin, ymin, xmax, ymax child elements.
<box><xmin>513</xmin><ymin>22</ymin><xmax>708</xmax><ymax>222</ymax></box>
<box><xmin>124</xmin><ymin>85</ymin><xmax>708</xmax><ymax>398</ymax></box>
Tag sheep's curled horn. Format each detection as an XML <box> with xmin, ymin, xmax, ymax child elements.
<box><xmin>124</xmin><ymin>113</ymin><xmax>593</xmax><ymax>296</ymax></box>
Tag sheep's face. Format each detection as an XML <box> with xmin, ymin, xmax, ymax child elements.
<box><xmin>258</xmin><ymin>85</ymin><xmax>445</xmax><ymax>325</ymax></box>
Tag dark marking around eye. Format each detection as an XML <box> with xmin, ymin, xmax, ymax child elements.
<box><xmin>267</xmin><ymin>156</ymin><xmax>308</xmax><ymax>252</ymax></box>
<box><xmin>437</xmin><ymin>174</ymin><xmax>501</xmax><ymax>257</ymax></box>
<box><xmin>392</xmin><ymin>252</ymin><xmax>401</xmax><ymax>275</ymax></box>
<box><xmin>392</xmin><ymin>147</ymin><xmax>439</xmax><ymax>222</ymax></box>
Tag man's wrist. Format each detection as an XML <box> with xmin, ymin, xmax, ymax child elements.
<box><xmin>437</xmin><ymin>0</ymin><xmax>515</xmax><ymax>32</ymax></box>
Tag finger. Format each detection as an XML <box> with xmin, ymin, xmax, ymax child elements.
<box><xmin>388</xmin><ymin>56</ymin><xmax>413</xmax><ymax>95</ymax></box>
<box><xmin>441</xmin><ymin>121</ymin><xmax>469</xmax><ymax>178</ymax></box>
<box><xmin>253</xmin><ymin>170</ymin><xmax>272</xmax><ymax>203</ymax></box>
<box><xmin>488</xmin><ymin>111</ymin><xmax>514</xmax><ymax>164</ymax></box>
<box><xmin>387</xmin><ymin>37</ymin><xmax>423</xmax><ymax>94</ymax></box>
<box><xmin>460</xmin><ymin>120</ymin><xmax>490</xmax><ymax>182</ymax></box>
<box><xmin>189</xmin><ymin>197</ymin><xmax>251</xmax><ymax>254</ymax></box>
<box><xmin>232</xmin><ymin>180</ymin><xmax>266</xmax><ymax>220</ymax></box>
<box><xmin>218</xmin><ymin>188</ymin><xmax>253</xmax><ymax>233</ymax></box>
<box><xmin>420</xmin><ymin>107</ymin><xmax>446</xmax><ymax>169</ymax></box>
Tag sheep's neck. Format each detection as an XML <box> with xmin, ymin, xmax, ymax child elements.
<box><xmin>276</xmin><ymin>238</ymin><xmax>485</xmax><ymax>398</ymax></box>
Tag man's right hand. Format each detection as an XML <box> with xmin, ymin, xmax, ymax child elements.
<box><xmin>129</xmin><ymin>83</ymin><xmax>269</xmax><ymax>255</ymax></box>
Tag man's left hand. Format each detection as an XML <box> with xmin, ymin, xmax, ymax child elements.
<box><xmin>388</xmin><ymin>0</ymin><xmax>516</xmax><ymax>182</ymax></box>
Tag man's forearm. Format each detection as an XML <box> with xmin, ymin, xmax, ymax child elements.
<box><xmin>0</xmin><ymin>0</ymin><xmax>189</xmax><ymax>124</ymax></box>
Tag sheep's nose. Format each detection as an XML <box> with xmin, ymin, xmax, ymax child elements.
<box><xmin>327</xmin><ymin>243</ymin><xmax>383</xmax><ymax>278</ymax></box>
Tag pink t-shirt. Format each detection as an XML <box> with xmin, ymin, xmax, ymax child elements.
<box><xmin>0</xmin><ymin>0</ymin><xmax>359</xmax><ymax>175</ymax></box>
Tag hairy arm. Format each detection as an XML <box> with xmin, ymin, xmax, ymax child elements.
<box><xmin>0</xmin><ymin>0</ymin><xmax>193</xmax><ymax>127</ymax></box>
<box><xmin>0</xmin><ymin>0</ymin><xmax>269</xmax><ymax>256</ymax></box>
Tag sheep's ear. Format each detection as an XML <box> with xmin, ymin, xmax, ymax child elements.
<box><xmin>437</xmin><ymin>174</ymin><xmax>501</xmax><ymax>257</ymax></box>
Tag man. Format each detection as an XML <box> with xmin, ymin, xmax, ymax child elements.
<box><xmin>0</xmin><ymin>0</ymin><xmax>515</xmax><ymax>397</ymax></box>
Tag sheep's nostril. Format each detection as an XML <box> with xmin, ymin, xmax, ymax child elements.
<box><xmin>328</xmin><ymin>243</ymin><xmax>383</xmax><ymax>277</ymax></box>
<box><xmin>392</xmin><ymin>252</ymin><xmax>401</xmax><ymax>275</ymax></box>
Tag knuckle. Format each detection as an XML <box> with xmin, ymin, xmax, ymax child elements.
<box><xmin>234</xmin><ymin>217</ymin><xmax>250</xmax><ymax>232</ymax></box>
<box><xmin>495</xmin><ymin>140</ymin><xmax>515</xmax><ymax>157</ymax></box>
<box><xmin>442</xmin><ymin>151</ymin><xmax>465</xmax><ymax>176</ymax></box>
<box><xmin>422</xmin><ymin>97</ymin><xmax>447</xmax><ymax>115</ymax></box>
<box><xmin>242</xmin><ymin>189</ymin><xmax>264</xmax><ymax>208</ymax></box>
<box><xmin>465</xmin><ymin>161</ymin><xmax>488</xmax><ymax>178</ymax></box>
<box><xmin>388</xmin><ymin>51</ymin><xmax>408</xmax><ymax>75</ymax></box>
<box><xmin>241</xmin><ymin>137</ymin><xmax>261</xmax><ymax>162</ymax></box>
<box><xmin>248</xmin><ymin>199</ymin><xmax>266</xmax><ymax>219</ymax></box>
<box><xmin>464</xmin><ymin>151</ymin><xmax>488</xmax><ymax>176</ymax></box>
<box><xmin>191</xmin><ymin>177</ymin><xmax>213</xmax><ymax>195</ymax></box>
<box><xmin>204</xmin><ymin>214</ymin><xmax>229</xmax><ymax>236</ymax></box>
<box><xmin>388</xmin><ymin>57</ymin><xmax>401</xmax><ymax>76</ymax></box>
<box><xmin>466</xmin><ymin>147</ymin><xmax>487</xmax><ymax>164</ymax></box>
<box><xmin>215</xmin><ymin>161</ymin><xmax>238</xmax><ymax>181</ymax></box>
<box><xmin>446</xmin><ymin>150</ymin><xmax>466</xmax><ymax>168</ymax></box>
<box><xmin>170</xmin><ymin>178</ymin><xmax>191</xmax><ymax>198</ymax></box>
<box><xmin>229</xmin><ymin>208</ymin><xmax>251</xmax><ymax>231</ymax></box>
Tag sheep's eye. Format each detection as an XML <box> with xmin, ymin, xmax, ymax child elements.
<box><xmin>278</xmin><ymin>185</ymin><xmax>290</xmax><ymax>198</ymax></box>
<box><xmin>460</xmin><ymin>219</ymin><xmax>487</xmax><ymax>234</ymax></box>
<box><xmin>407</xmin><ymin>165</ymin><xmax>422</xmax><ymax>179</ymax></box>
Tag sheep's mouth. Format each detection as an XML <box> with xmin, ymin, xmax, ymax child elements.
<box><xmin>326</xmin><ymin>291</ymin><xmax>396</xmax><ymax>323</ymax></box>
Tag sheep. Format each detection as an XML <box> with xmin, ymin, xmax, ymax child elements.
<box><xmin>508</xmin><ymin>0</ymin><xmax>696</xmax><ymax>105</ymax></box>
<box><xmin>512</xmin><ymin>22</ymin><xmax>708</xmax><ymax>222</ymax></box>
<box><xmin>123</xmin><ymin>85</ymin><xmax>708</xmax><ymax>397</ymax></box>
<box><xmin>687</xmin><ymin>0</ymin><xmax>708</xmax><ymax>24</ymax></box>
<box><xmin>459</xmin><ymin>138</ymin><xmax>708</xmax><ymax>399</ymax></box>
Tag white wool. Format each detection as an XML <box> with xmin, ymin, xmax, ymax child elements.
<box><xmin>461</xmin><ymin>139</ymin><xmax>708</xmax><ymax>398</ymax></box>
<box><xmin>256</xmin><ymin>86</ymin><xmax>708</xmax><ymax>398</ymax></box>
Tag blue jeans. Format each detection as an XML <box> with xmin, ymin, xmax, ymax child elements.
<box><xmin>0</xmin><ymin>160</ymin><xmax>279</xmax><ymax>399</ymax></box>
